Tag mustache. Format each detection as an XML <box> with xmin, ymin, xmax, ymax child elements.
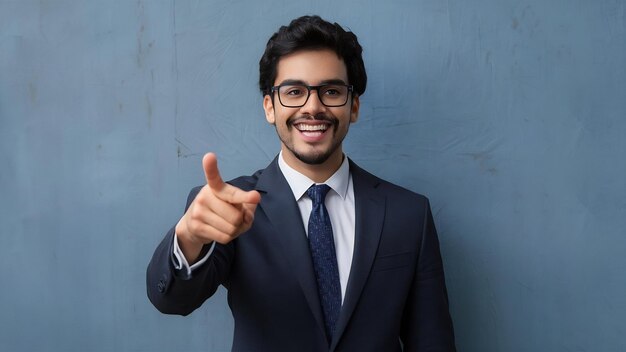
<box><xmin>286</xmin><ymin>114</ymin><xmax>339</xmax><ymax>128</ymax></box>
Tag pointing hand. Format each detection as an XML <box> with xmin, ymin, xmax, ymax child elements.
<box><xmin>175</xmin><ymin>153</ymin><xmax>261</xmax><ymax>262</ymax></box>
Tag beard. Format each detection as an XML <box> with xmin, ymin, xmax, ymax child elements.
<box><xmin>290</xmin><ymin>142</ymin><xmax>341</xmax><ymax>165</ymax></box>
<box><xmin>278</xmin><ymin>114</ymin><xmax>345</xmax><ymax>165</ymax></box>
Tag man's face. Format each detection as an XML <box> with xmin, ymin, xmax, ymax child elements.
<box><xmin>263</xmin><ymin>49</ymin><xmax>360</xmax><ymax>169</ymax></box>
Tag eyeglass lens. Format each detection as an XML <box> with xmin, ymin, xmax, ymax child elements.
<box><xmin>277</xmin><ymin>85</ymin><xmax>349</xmax><ymax>107</ymax></box>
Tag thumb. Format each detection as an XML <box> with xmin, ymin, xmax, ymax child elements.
<box><xmin>202</xmin><ymin>153</ymin><xmax>224</xmax><ymax>189</ymax></box>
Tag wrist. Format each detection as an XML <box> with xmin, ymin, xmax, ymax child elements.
<box><xmin>175</xmin><ymin>220</ymin><xmax>205</xmax><ymax>264</ymax></box>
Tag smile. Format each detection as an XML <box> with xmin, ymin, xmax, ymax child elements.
<box><xmin>294</xmin><ymin>123</ymin><xmax>329</xmax><ymax>132</ymax></box>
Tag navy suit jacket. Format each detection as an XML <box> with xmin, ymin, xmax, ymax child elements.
<box><xmin>147</xmin><ymin>157</ymin><xmax>456</xmax><ymax>351</ymax></box>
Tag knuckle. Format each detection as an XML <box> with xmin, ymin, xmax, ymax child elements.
<box><xmin>225</xmin><ymin>222</ymin><xmax>238</xmax><ymax>236</ymax></box>
<box><xmin>189</xmin><ymin>206</ymin><xmax>203</xmax><ymax>220</ymax></box>
<box><xmin>194</xmin><ymin>190</ymin><xmax>207</xmax><ymax>204</ymax></box>
<box><xmin>215</xmin><ymin>233</ymin><xmax>232</xmax><ymax>245</ymax></box>
<box><xmin>232</xmin><ymin>212</ymin><xmax>244</xmax><ymax>226</ymax></box>
<box><xmin>196</xmin><ymin>186</ymin><xmax>213</xmax><ymax>203</ymax></box>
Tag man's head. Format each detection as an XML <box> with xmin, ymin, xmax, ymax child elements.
<box><xmin>259</xmin><ymin>15</ymin><xmax>367</xmax><ymax>97</ymax></box>
<box><xmin>259</xmin><ymin>16</ymin><xmax>367</xmax><ymax>178</ymax></box>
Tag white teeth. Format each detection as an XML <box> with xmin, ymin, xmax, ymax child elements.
<box><xmin>296</xmin><ymin>124</ymin><xmax>328</xmax><ymax>131</ymax></box>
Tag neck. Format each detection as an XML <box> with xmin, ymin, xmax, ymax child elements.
<box><xmin>281</xmin><ymin>147</ymin><xmax>344</xmax><ymax>183</ymax></box>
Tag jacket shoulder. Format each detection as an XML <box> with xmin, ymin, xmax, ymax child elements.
<box><xmin>227</xmin><ymin>168</ymin><xmax>263</xmax><ymax>191</ymax></box>
<box><xmin>350</xmin><ymin>159</ymin><xmax>430</xmax><ymax>205</ymax></box>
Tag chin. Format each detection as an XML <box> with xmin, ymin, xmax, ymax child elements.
<box><xmin>295</xmin><ymin>153</ymin><xmax>331</xmax><ymax>165</ymax></box>
<box><xmin>292</xmin><ymin>146</ymin><xmax>338</xmax><ymax>165</ymax></box>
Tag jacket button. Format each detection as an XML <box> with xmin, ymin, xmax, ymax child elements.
<box><xmin>157</xmin><ymin>279</ymin><xmax>166</xmax><ymax>293</ymax></box>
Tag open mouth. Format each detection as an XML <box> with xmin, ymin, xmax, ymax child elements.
<box><xmin>294</xmin><ymin>123</ymin><xmax>330</xmax><ymax>138</ymax></box>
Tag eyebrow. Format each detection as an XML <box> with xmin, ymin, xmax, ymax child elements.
<box><xmin>276</xmin><ymin>79</ymin><xmax>348</xmax><ymax>86</ymax></box>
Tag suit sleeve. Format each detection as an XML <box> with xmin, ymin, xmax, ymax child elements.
<box><xmin>146</xmin><ymin>186</ymin><xmax>235</xmax><ymax>316</ymax></box>
<box><xmin>400</xmin><ymin>199</ymin><xmax>456</xmax><ymax>351</ymax></box>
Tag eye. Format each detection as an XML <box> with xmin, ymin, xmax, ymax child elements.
<box><xmin>283</xmin><ymin>86</ymin><xmax>306</xmax><ymax>96</ymax></box>
<box><xmin>321</xmin><ymin>85</ymin><xmax>344</xmax><ymax>96</ymax></box>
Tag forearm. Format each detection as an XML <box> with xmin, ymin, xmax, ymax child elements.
<box><xmin>146</xmin><ymin>227</ymin><xmax>231</xmax><ymax>315</ymax></box>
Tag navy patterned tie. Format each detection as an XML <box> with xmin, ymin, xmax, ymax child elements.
<box><xmin>307</xmin><ymin>184</ymin><xmax>341</xmax><ymax>342</ymax></box>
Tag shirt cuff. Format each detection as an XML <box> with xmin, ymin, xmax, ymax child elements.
<box><xmin>172</xmin><ymin>233</ymin><xmax>215</xmax><ymax>277</ymax></box>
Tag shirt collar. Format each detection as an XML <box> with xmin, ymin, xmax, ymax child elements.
<box><xmin>278</xmin><ymin>151</ymin><xmax>350</xmax><ymax>201</ymax></box>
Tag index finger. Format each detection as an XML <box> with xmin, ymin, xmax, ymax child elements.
<box><xmin>203</xmin><ymin>153</ymin><xmax>224</xmax><ymax>189</ymax></box>
<box><xmin>203</xmin><ymin>153</ymin><xmax>261</xmax><ymax>205</ymax></box>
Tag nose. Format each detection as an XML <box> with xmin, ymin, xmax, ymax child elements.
<box><xmin>299</xmin><ymin>89</ymin><xmax>327</xmax><ymax>116</ymax></box>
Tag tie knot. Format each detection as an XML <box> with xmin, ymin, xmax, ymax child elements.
<box><xmin>307</xmin><ymin>184</ymin><xmax>331</xmax><ymax>206</ymax></box>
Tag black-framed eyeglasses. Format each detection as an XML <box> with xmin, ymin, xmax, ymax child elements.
<box><xmin>270</xmin><ymin>84</ymin><xmax>354</xmax><ymax>108</ymax></box>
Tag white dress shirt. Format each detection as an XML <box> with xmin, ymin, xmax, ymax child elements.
<box><xmin>173</xmin><ymin>152</ymin><xmax>356</xmax><ymax>302</ymax></box>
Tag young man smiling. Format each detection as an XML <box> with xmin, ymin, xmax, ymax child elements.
<box><xmin>148</xmin><ymin>15</ymin><xmax>456</xmax><ymax>351</ymax></box>
<box><xmin>264</xmin><ymin>48</ymin><xmax>359</xmax><ymax>182</ymax></box>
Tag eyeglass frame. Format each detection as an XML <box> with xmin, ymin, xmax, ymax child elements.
<box><xmin>269</xmin><ymin>83</ymin><xmax>355</xmax><ymax>108</ymax></box>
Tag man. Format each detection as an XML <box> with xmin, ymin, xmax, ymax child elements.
<box><xmin>147</xmin><ymin>15</ymin><xmax>456</xmax><ymax>351</ymax></box>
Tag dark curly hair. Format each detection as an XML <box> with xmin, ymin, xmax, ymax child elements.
<box><xmin>259</xmin><ymin>15</ymin><xmax>367</xmax><ymax>97</ymax></box>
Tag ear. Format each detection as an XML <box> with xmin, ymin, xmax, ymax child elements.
<box><xmin>350</xmin><ymin>95</ymin><xmax>360</xmax><ymax>123</ymax></box>
<box><xmin>263</xmin><ymin>94</ymin><xmax>275</xmax><ymax>124</ymax></box>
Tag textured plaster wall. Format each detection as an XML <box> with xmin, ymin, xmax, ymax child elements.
<box><xmin>1</xmin><ymin>1</ymin><xmax>625</xmax><ymax>351</ymax></box>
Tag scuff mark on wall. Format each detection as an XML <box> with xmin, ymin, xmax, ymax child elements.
<box><xmin>145</xmin><ymin>94</ymin><xmax>152</xmax><ymax>128</ymax></box>
<box><xmin>175</xmin><ymin>137</ymin><xmax>200</xmax><ymax>159</ymax></box>
<box><xmin>28</xmin><ymin>82</ymin><xmax>37</xmax><ymax>104</ymax></box>
<box><xmin>460</xmin><ymin>150</ymin><xmax>498</xmax><ymax>175</ymax></box>
<box><xmin>137</xmin><ymin>24</ymin><xmax>144</xmax><ymax>67</ymax></box>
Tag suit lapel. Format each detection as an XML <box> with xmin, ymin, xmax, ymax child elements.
<box><xmin>254</xmin><ymin>158</ymin><xmax>328</xmax><ymax>340</ymax></box>
<box><xmin>331</xmin><ymin>160</ymin><xmax>386</xmax><ymax>350</ymax></box>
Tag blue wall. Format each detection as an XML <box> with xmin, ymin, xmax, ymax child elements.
<box><xmin>1</xmin><ymin>1</ymin><xmax>625</xmax><ymax>351</ymax></box>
